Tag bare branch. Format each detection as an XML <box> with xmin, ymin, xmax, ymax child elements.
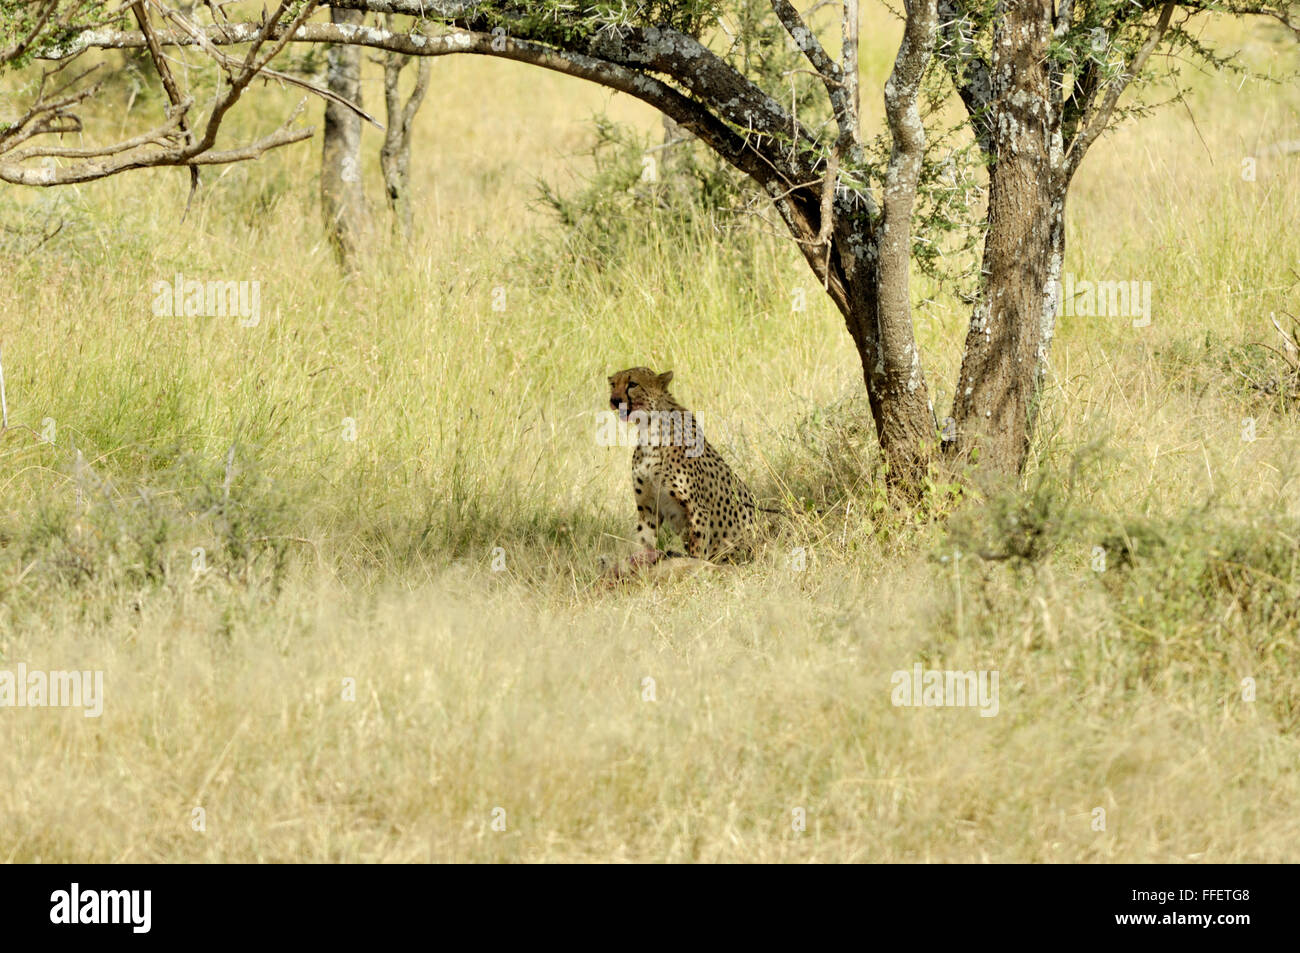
<box><xmin>0</xmin><ymin>75</ymin><xmax>100</xmax><ymax>152</ymax></box>
<box><xmin>1</xmin><ymin>2</ymin><xmax>321</xmax><ymax>187</ymax></box>
<box><xmin>769</xmin><ymin>0</ymin><xmax>855</xmax><ymax>141</ymax></box>
<box><xmin>0</xmin><ymin>107</ymin><xmax>313</xmax><ymax>186</ymax></box>
<box><xmin>48</xmin><ymin>16</ymin><xmax>821</xmax><ymax>184</ymax></box>
<box><xmin>146</xmin><ymin>0</ymin><xmax>380</xmax><ymax>128</ymax></box>
<box><xmin>3</xmin><ymin>101</ymin><xmax>191</xmax><ymax>161</ymax></box>
<box><xmin>841</xmin><ymin>0</ymin><xmax>860</xmax><ymax>144</ymax></box>
<box><xmin>131</xmin><ymin>1</ymin><xmax>200</xmax><ymax>207</ymax></box>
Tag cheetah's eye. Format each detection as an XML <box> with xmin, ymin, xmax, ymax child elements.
<box><xmin>627</xmin><ymin>381</ymin><xmax>640</xmax><ymax>390</ymax></box>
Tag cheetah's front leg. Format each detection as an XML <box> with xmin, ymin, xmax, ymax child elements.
<box><xmin>668</xmin><ymin>493</ymin><xmax>711</xmax><ymax>560</ymax></box>
<box><xmin>686</xmin><ymin>505</ymin><xmax>714</xmax><ymax>560</ymax></box>
<box><xmin>633</xmin><ymin>484</ymin><xmax>661</xmax><ymax>553</ymax></box>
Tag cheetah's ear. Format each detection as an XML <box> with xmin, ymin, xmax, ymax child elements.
<box><xmin>657</xmin><ymin>370</ymin><xmax>674</xmax><ymax>386</ymax></box>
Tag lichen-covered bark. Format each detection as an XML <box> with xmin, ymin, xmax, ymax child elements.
<box><xmin>874</xmin><ymin>0</ymin><xmax>940</xmax><ymax>479</ymax></box>
<box><xmin>945</xmin><ymin>1</ymin><xmax>1179</xmax><ymax>478</ymax></box>
<box><xmin>951</xmin><ymin>0</ymin><xmax>1060</xmax><ymax>477</ymax></box>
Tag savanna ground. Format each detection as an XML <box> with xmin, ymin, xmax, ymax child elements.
<box><xmin>1</xmin><ymin>12</ymin><xmax>1298</xmax><ymax>862</ymax></box>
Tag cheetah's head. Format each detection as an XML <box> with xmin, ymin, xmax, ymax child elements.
<box><xmin>608</xmin><ymin>367</ymin><xmax>674</xmax><ymax>420</ymax></box>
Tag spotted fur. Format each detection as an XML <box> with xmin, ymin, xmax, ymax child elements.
<box><xmin>608</xmin><ymin>367</ymin><xmax>755</xmax><ymax>562</ymax></box>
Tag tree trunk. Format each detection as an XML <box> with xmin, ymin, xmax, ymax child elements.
<box><xmin>950</xmin><ymin>0</ymin><xmax>1061</xmax><ymax>477</ymax></box>
<box><xmin>817</xmin><ymin>208</ymin><xmax>937</xmax><ymax>483</ymax></box>
<box><xmin>869</xmin><ymin>0</ymin><xmax>940</xmax><ymax>483</ymax></box>
<box><xmin>380</xmin><ymin>40</ymin><xmax>430</xmax><ymax>242</ymax></box>
<box><xmin>850</xmin><ymin>231</ymin><xmax>936</xmax><ymax>483</ymax></box>
<box><xmin>321</xmin><ymin>7</ymin><xmax>369</xmax><ymax>266</ymax></box>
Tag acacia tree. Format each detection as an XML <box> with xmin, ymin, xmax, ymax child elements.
<box><xmin>341</xmin><ymin>0</ymin><xmax>948</xmax><ymax>481</ymax></box>
<box><xmin>939</xmin><ymin>0</ymin><xmax>1298</xmax><ymax>474</ymax></box>
<box><xmin>52</xmin><ymin>0</ymin><xmax>946</xmax><ymax>479</ymax></box>
<box><xmin>34</xmin><ymin>0</ymin><xmax>1300</xmax><ymax>486</ymax></box>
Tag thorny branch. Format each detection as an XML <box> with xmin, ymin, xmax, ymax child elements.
<box><xmin>0</xmin><ymin>1</ymin><xmax>324</xmax><ymax>187</ymax></box>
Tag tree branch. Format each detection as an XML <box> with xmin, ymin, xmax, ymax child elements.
<box><xmin>47</xmin><ymin>16</ymin><xmax>824</xmax><ymax>187</ymax></box>
<box><xmin>769</xmin><ymin>0</ymin><xmax>855</xmax><ymax>141</ymax></box>
<box><xmin>1064</xmin><ymin>2</ymin><xmax>1175</xmax><ymax>177</ymax></box>
<box><xmin>0</xmin><ymin>103</ymin><xmax>313</xmax><ymax>186</ymax></box>
<box><xmin>937</xmin><ymin>0</ymin><xmax>994</xmax><ymax>159</ymax></box>
<box><xmin>3</xmin><ymin>2</ymin><xmax>321</xmax><ymax>187</ymax></box>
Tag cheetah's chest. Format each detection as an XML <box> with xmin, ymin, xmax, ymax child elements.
<box><xmin>633</xmin><ymin>448</ymin><xmax>688</xmax><ymax>531</ymax></box>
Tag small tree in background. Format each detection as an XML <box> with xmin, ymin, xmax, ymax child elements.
<box><xmin>378</xmin><ymin>13</ymin><xmax>431</xmax><ymax>243</ymax></box>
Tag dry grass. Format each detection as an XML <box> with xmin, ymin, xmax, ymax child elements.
<box><xmin>0</xmin><ymin>10</ymin><xmax>1298</xmax><ymax>862</ymax></box>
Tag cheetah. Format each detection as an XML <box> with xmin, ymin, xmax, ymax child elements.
<box><xmin>607</xmin><ymin>367</ymin><xmax>756</xmax><ymax>565</ymax></box>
